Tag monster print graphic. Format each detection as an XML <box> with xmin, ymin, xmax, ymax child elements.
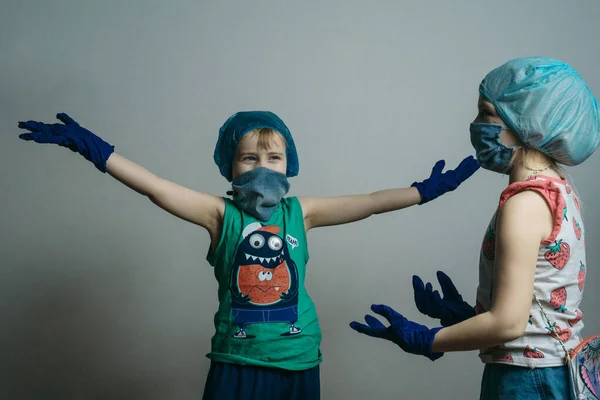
<box><xmin>229</xmin><ymin>223</ymin><xmax>301</xmax><ymax>339</ymax></box>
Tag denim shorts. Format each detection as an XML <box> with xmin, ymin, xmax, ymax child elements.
<box><xmin>480</xmin><ymin>363</ymin><xmax>572</xmax><ymax>400</ymax></box>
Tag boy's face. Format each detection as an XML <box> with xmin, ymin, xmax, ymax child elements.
<box><xmin>231</xmin><ymin>133</ymin><xmax>287</xmax><ymax>180</ymax></box>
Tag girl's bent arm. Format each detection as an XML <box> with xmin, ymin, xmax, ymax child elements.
<box><xmin>432</xmin><ymin>190</ymin><xmax>553</xmax><ymax>352</ymax></box>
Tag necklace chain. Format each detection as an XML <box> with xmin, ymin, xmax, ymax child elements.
<box><xmin>524</xmin><ymin>165</ymin><xmax>551</xmax><ymax>180</ymax></box>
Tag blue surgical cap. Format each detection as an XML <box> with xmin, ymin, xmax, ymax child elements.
<box><xmin>213</xmin><ymin>111</ymin><xmax>299</xmax><ymax>181</ymax></box>
<box><xmin>479</xmin><ymin>57</ymin><xmax>600</xmax><ymax>166</ymax></box>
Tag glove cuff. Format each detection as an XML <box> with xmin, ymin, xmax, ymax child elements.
<box><xmin>90</xmin><ymin>138</ymin><xmax>115</xmax><ymax>173</ymax></box>
<box><xmin>410</xmin><ymin>181</ymin><xmax>427</xmax><ymax>205</ymax></box>
<box><xmin>443</xmin><ymin>306</ymin><xmax>477</xmax><ymax>327</ymax></box>
<box><xmin>427</xmin><ymin>327</ymin><xmax>445</xmax><ymax>361</ymax></box>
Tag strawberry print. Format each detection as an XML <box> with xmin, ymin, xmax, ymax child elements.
<box><xmin>573</xmin><ymin>195</ymin><xmax>581</xmax><ymax>212</ymax></box>
<box><xmin>550</xmin><ymin>287</ymin><xmax>568</xmax><ymax>312</ymax></box>
<box><xmin>566</xmin><ymin>185</ymin><xmax>572</xmax><ymax>194</ymax></box>
<box><xmin>578</xmin><ymin>261</ymin><xmax>586</xmax><ymax>291</ymax></box>
<box><xmin>544</xmin><ymin>240</ymin><xmax>570</xmax><ymax>270</ymax></box>
<box><xmin>546</xmin><ymin>323</ymin><xmax>572</xmax><ymax>341</ymax></box>
<box><xmin>563</xmin><ymin>206</ymin><xmax>568</xmax><ymax>221</ymax></box>
<box><xmin>482</xmin><ymin>226</ymin><xmax>495</xmax><ymax>261</ymax></box>
<box><xmin>494</xmin><ymin>353</ymin><xmax>514</xmax><ymax>363</ymax></box>
<box><xmin>524</xmin><ymin>345</ymin><xmax>545</xmax><ymax>359</ymax></box>
<box><xmin>573</xmin><ymin>218</ymin><xmax>582</xmax><ymax>240</ymax></box>
<box><xmin>568</xmin><ymin>310</ymin><xmax>583</xmax><ymax>327</ymax></box>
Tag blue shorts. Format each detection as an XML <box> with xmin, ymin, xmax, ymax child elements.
<box><xmin>202</xmin><ymin>361</ymin><xmax>320</xmax><ymax>400</ymax></box>
<box><xmin>480</xmin><ymin>364</ymin><xmax>573</xmax><ymax>400</ymax></box>
<box><xmin>232</xmin><ymin>305</ymin><xmax>298</xmax><ymax>327</ymax></box>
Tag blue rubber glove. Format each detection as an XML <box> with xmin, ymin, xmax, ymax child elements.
<box><xmin>411</xmin><ymin>156</ymin><xmax>480</xmax><ymax>204</ymax></box>
<box><xmin>350</xmin><ymin>304</ymin><xmax>444</xmax><ymax>361</ymax></box>
<box><xmin>413</xmin><ymin>271</ymin><xmax>476</xmax><ymax>327</ymax></box>
<box><xmin>18</xmin><ymin>113</ymin><xmax>114</xmax><ymax>172</ymax></box>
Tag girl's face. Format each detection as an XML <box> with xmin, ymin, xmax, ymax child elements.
<box><xmin>231</xmin><ymin>133</ymin><xmax>287</xmax><ymax>180</ymax></box>
<box><xmin>473</xmin><ymin>95</ymin><xmax>520</xmax><ymax>147</ymax></box>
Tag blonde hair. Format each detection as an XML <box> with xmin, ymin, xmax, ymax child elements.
<box><xmin>240</xmin><ymin>128</ymin><xmax>288</xmax><ymax>150</ymax></box>
<box><xmin>509</xmin><ymin>147</ymin><xmax>563</xmax><ymax>174</ymax></box>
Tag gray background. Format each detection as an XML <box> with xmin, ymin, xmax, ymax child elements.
<box><xmin>1</xmin><ymin>1</ymin><xmax>599</xmax><ymax>399</ymax></box>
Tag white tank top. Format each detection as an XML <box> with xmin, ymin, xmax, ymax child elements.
<box><xmin>477</xmin><ymin>175</ymin><xmax>586</xmax><ymax>367</ymax></box>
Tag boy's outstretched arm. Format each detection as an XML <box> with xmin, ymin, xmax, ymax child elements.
<box><xmin>18</xmin><ymin>113</ymin><xmax>224</xmax><ymax>241</ymax></box>
<box><xmin>107</xmin><ymin>154</ymin><xmax>224</xmax><ymax>235</ymax></box>
<box><xmin>299</xmin><ymin>157</ymin><xmax>479</xmax><ymax>230</ymax></box>
<box><xmin>299</xmin><ymin>187</ymin><xmax>421</xmax><ymax>230</ymax></box>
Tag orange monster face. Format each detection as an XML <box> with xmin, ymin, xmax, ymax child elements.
<box><xmin>237</xmin><ymin>261</ymin><xmax>291</xmax><ymax>305</ymax></box>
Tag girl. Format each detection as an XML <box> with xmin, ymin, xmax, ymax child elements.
<box><xmin>17</xmin><ymin>110</ymin><xmax>478</xmax><ymax>399</ymax></box>
<box><xmin>350</xmin><ymin>57</ymin><xmax>600</xmax><ymax>399</ymax></box>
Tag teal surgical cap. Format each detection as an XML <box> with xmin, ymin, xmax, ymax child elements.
<box><xmin>480</xmin><ymin>57</ymin><xmax>600</xmax><ymax>166</ymax></box>
<box><xmin>213</xmin><ymin>111</ymin><xmax>299</xmax><ymax>181</ymax></box>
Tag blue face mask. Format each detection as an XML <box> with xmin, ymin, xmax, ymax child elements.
<box><xmin>228</xmin><ymin>167</ymin><xmax>290</xmax><ymax>221</ymax></box>
<box><xmin>470</xmin><ymin>123</ymin><xmax>516</xmax><ymax>174</ymax></box>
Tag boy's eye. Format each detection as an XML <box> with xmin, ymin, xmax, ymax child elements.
<box><xmin>270</xmin><ymin>155</ymin><xmax>281</xmax><ymax>160</ymax></box>
<box><xmin>243</xmin><ymin>156</ymin><xmax>257</xmax><ymax>161</ymax></box>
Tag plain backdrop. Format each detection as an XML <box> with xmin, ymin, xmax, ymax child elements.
<box><xmin>1</xmin><ymin>1</ymin><xmax>599</xmax><ymax>399</ymax></box>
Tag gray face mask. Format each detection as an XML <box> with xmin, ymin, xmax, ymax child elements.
<box><xmin>470</xmin><ymin>123</ymin><xmax>516</xmax><ymax>174</ymax></box>
<box><xmin>228</xmin><ymin>167</ymin><xmax>290</xmax><ymax>221</ymax></box>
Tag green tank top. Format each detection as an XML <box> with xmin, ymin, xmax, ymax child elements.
<box><xmin>206</xmin><ymin>196</ymin><xmax>322</xmax><ymax>371</ymax></box>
